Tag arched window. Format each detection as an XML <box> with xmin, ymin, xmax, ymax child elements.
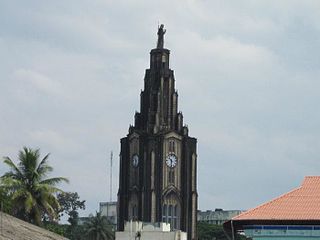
<box><xmin>162</xmin><ymin>204</ymin><xmax>179</xmax><ymax>229</ymax></box>
<box><xmin>162</xmin><ymin>192</ymin><xmax>180</xmax><ymax>230</ymax></box>
<box><xmin>169</xmin><ymin>140</ymin><xmax>175</xmax><ymax>153</ymax></box>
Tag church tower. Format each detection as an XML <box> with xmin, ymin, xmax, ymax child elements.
<box><xmin>117</xmin><ymin>25</ymin><xmax>198</xmax><ymax>240</ymax></box>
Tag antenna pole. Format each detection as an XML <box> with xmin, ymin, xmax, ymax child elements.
<box><xmin>110</xmin><ymin>151</ymin><xmax>113</xmax><ymax>202</ymax></box>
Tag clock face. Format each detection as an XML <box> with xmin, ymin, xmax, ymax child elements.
<box><xmin>166</xmin><ymin>154</ymin><xmax>177</xmax><ymax>168</ymax></box>
<box><xmin>132</xmin><ymin>154</ymin><xmax>139</xmax><ymax>167</ymax></box>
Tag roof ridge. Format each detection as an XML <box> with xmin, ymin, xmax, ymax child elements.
<box><xmin>233</xmin><ymin>185</ymin><xmax>303</xmax><ymax>220</ymax></box>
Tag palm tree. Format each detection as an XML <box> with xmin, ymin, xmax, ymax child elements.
<box><xmin>0</xmin><ymin>147</ymin><xmax>68</xmax><ymax>225</ymax></box>
<box><xmin>84</xmin><ymin>211</ymin><xmax>114</xmax><ymax>240</ymax></box>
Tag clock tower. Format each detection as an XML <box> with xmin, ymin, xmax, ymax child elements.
<box><xmin>117</xmin><ymin>25</ymin><xmax>198</xmax><ymax>240</ymax></box>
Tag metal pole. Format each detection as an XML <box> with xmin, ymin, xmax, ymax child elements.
<box><xmin>231</xmin><ymin>220</ymin><xmax>235</xmax><ymax>240</ymax></box>
<box><xmin>110</xmin><ymin>151</ymin><xmax>113</xmax><ymax>202</ymax></box>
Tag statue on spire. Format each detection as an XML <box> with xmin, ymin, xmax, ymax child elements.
<box><xmin>157</xmin><ymin>24</ymin><xmax>166</xmax><ymax>49</ymax></box>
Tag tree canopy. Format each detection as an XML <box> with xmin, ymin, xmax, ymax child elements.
<box><xmin>0</xmin><ymin>147</ymin><xmax>68</xmax><ymax>225</ymax></box>
<box><xmin>83</xmin><ymin>211</ymin><xmax>114</xmax><ymax>240</ymax></box>
<box><xmin>197</xmin><ymin>222</ymin><xmax>247</xmax><ymax>240</ymax></box>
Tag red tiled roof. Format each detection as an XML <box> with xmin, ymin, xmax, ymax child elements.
<box><xmin>233</xmin><ymin>176</ymin><xmax>320</xmax><ymax>221</ymax></box>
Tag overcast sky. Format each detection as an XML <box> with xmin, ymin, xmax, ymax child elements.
<box><xmin>1</xmin><ymin>0</ymin><xmax>320</xmax><ymax>218</ymax></box>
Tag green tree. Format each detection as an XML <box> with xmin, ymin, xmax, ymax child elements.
<box><xmin>0</xmin><ymin>147</ymin><xmax>68</xmax><ymax>226</ymax></box>
<box><xmin>43</xmin><ymin>222</ymin><xmax>69</xmax><ymax>236</ymax></box>
<box><xmin>198</xmin><ymin>222</ymin><xmax>228</xmax><ymax>240</ymax></box>
<box><xmin>0</xmin><ymin>186</ymin><xmax>12</xmax><ymax>213</ymax></box>
<box><xmin>57</xmin><ymin>192</ymin><xmax>86</xmax><ymax>225</ymax></box>
<box><xmin>198</xmin><ymin>222</ymin><xmax>247</xmax><ymax>240</ymax></box>
<box><xmin>57</xmin><ymin>192</ymin><xmax>86</xmax><ymax>239</ymax></box>
<box><xmin>83</xmin><ymin>211</ymin><xmax>114</xmax><ymax>240</ymax></box>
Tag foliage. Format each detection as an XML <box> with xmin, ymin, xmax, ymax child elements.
<box><xmin>43</xmin><ymin>222</ymin><xmax>85</xmax><ymax>240</ymax></box>
<box><xmin>197</xmin><ymin>222</ymin><xmax>247</xmax><ymax>240</ymax></box>
<box><xmin>83</xmin><ymin>211</ymin><xmax>114</xmax><ymax>240</ymax></box>
<box><xmin>198</xmin><ymin>222</ymin><xmax>228</xmax><ymax>240</ymax></box>
<box><xmin>0</xmin><ymin>186</ymin><xmax>13</xmax><ymax>213</ymax></box>
<box><xmin>57</xmin><ymin>191</ymin><xmax>86</xmax><ymax>225</ymax></box>
<box><xmin>43</xmin><ymin>222</ymin><xmax>69</xmax><ymax>236</ymax></box>
<box><xmin>55</xmin><ymin>192</ymin><xmax>86</xmax><ymax>239</ymax></box>
<box><xmin>70</xmin><ymin>224</ymin><xmax>86</xmax><ymax>240</ymax></box>
<box><xmin>0</xmin><ymin>147</ymin><xmax>68</xmax><ymax>226</ymax></box>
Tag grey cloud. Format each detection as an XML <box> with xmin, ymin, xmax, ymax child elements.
<box><xmin>0</xmin><ymin>0</ymin><xmax>320</xmax><ymax>216</ymax></box>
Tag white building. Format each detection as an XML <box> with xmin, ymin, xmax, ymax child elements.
<box><xmin>198</xmin><ymin>209</ymin><xmax>244</xmax><ymax>225</ymax></box>
<box><xmin>100</xmin><ymin>201</ymin><xmax>117</xmax><ymax>229</ymax></box>
<box><xmin>116</xmin><ymin>221</ymin><xmax>187</xmax><ymax>240</ymax></box>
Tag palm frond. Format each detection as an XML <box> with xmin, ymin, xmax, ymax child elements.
<box><xmin>36</xmin><ymin>153</ymin><xmax>53</xmax><ymax>177</ymax></box>
<box><xmin>24</xmin><ymin>192</ymin><xmax>35</xmax><ymax>213</ymax></box>
<box><xmin>83</xmin><ymin>212</ymin><xmax>114</xmax><ymax>240</ymax></box>
<box><xmin>41</xmin><ymin>200</ymin><xmax>57</xmax><ymax>220</ymax></box>
<box><xmin>1</xmin><ymin>177</ymin><xmax>25</xmax><ymax>192</ymax></box>
<box><xmin>47</xmin><ymin>193</ymin><xmax>60</xmax><ymax>210</ymax></box>
<box><xmin>18</xmin><ymin>148</ymin><xmax>39</xmax><ymax>182</ymax></box>
<box><xmin>36</xmin><ymin>183</ymin><xmax>65</xmax><ymax>194</ymax></box>
<box><xmin>3</xmin><ymin>157</ymin><xmax>23</xmax><ymax>179</ymax></box>
<box><xmin>39</xmin><ymin>177</ymin><xmax>69</xmax><ymax>186</ymax></box>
